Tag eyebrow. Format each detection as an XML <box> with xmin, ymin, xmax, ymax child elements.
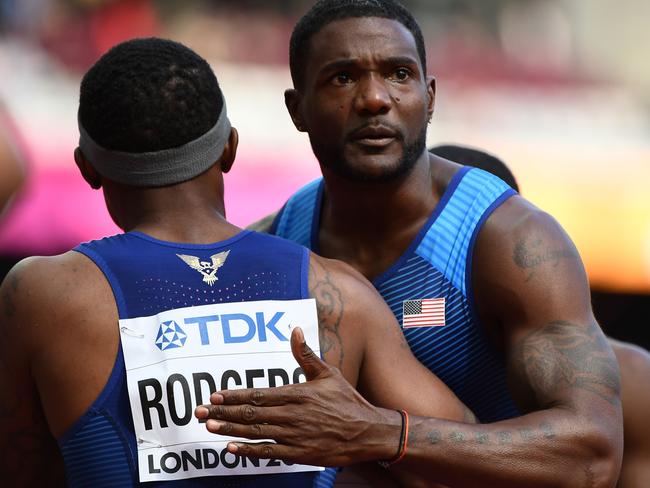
<box><xmin>319</xmin><ymin>55</ymin><xmax>420</xmax><ymax>75</ymax></box>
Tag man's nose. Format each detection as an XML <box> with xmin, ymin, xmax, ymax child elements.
<box><xmin>353</xmin><ymin>73</ymin><xmax>392</xmax><ymax>115</ymax></box>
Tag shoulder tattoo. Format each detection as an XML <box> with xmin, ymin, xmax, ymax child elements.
<box><xmin>513</xmin><ymin>237</ymin><xmax>578</xmax><ymax>281</ymax></box>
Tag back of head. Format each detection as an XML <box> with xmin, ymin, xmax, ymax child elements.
<box><xmin>430</xmin><ymin>144</ymin><xmax>519</xmax><ymax>192</ymax></box>
<box><xmin>290</xmin><ymin>0</ymin><xmax>426</xmax><ymax>89</ymax></box>
<box><xmin>80</xmin><ymin>38</ymin><xmax>222</xmax><ymax>153</ymax></box>
<box><xmin>78</xmin><ymin>38</ymin><xmax>230</xmax><ymax>187</ymax></box>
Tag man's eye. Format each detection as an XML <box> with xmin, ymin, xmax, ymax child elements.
<box><xmin>333</xmin><ymin>73</ymin><xmax>353</xmax><ymax>85</ymax></box>
<box><xmin>392</xmin><ymin>68</ymin><xmax>411</xmax><ymax>81</ymax></box>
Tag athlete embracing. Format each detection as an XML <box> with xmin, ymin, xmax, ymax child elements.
<box><xmin>0</xmin><ymin>38</ymin><xmax>471</xmax><ymax>487</ymax></box>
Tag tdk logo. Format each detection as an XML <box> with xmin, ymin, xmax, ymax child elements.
<box><xmin>156</xmin><ymin>312</ymin><xmax>289</xmax><ymax>350</ymax></box>
<box><xmin>155</xmin><ymin>320</ymin><xmax>188</xmax><ymax>351</ymax></box>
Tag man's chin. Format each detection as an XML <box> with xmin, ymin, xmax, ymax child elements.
<box><xmin>330</xmin><ymin>154</ymin><xmax>415</xmax><ymax>183</ymax></box>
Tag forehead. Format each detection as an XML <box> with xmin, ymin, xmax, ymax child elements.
<box><xmin>306</xmin><ymin>16</ymin><xmax>420</xmax><ymax>71</ymax></box>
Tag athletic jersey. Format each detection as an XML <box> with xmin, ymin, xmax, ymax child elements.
<box><xmin>58</xmin><ymin>230</ymin><xmax>337</xmax><ymax>488</ymax></box>
<box><xmin>272</xmin><ymin>167</ymin><xmax>520</xmax><ymax>422</ymax></box>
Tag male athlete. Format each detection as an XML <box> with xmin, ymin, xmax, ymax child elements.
<box><xmin>429</xmin><ymin>143</ymin><xmax>650</xmax><ymax>488</ymax></box>
<box><xmin>0</xmin><ymin>38</ymin><xmax>472</xmax><ymax>487</ymax></box>
<box><xmin>197</xmin><ymin>1</ymin><xmax>623</xmax><ymax>486</ymax></box>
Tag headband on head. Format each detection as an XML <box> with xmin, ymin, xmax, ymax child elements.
<box><xmin>78</xmin><ymin>101</ymin><xmax>231</xmax><ymax>187</ymax></box>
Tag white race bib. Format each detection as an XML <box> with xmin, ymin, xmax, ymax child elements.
<box><xmin>119</xmin><ymin>298</ymin><xmax>323</xmax><ymax>482</ymax></box>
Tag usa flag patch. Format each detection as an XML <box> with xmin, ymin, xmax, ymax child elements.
<box><xmin>402</xmin><ymin>298</ymin><xmax>445</xmax><ymax>328</ymax></box>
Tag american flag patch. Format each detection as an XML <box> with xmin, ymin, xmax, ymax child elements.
<box><xmin>402</xmin><ymin>298</ymin><xmax>445</xmax><ymax>328</ymax></box>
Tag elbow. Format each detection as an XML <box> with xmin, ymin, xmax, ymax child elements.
<box><xmin>579</xmin><ymin>421</ymin><xmax>623</xmax><ymax>488</ymax></box>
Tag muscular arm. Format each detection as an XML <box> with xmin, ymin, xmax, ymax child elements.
<box><xmin>198</xmin><ymin>198</ymin><xmax>622</xmax><ymax>487</ymax></box>
<box><xmin>0</xmin><ymin>261</ymin><xmax>65</xmax><ymax>486</ymax></box>
<box><xmin>0</xmin><ymin>251</ymin><xmax>117</xmax><ymax>487</ymax></box>
<box><xmin>196</xmin><ymin>253</ymin><xmax>472</xmax><ymax>486</ymax></box>
<box><xmin>388</xmin><ymin>197</ymin><xmax>623</xmax><ymax>487</ymax></box>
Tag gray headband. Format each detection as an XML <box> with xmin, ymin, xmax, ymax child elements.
<box><xmin>78</xmin><ymin>102</ymin><xmax>231</xmax><ymax>187</ymax></box>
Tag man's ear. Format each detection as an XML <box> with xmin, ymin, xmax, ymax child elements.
<box><xmin>284</xmin><ymin>88</ymin><xmax>306</xmax><ymax>132</ymax></box>
<box><xmin>74</xmin><ymin>147</ymin><xmax>102</xmax><ymax>189</ymax></box>
<box><xmin>219</xmin><ymin>127</ymin><xmax>239</xmax><ymax>174</ymax></box>
<box><xmin>426</xmin><ymin>76</ymin><xmax>436</xmax><ymax>120</ymax></box>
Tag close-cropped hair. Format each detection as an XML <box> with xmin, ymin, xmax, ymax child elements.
<box><xmin>79</xmin><ymin>37</ymin><xmax>224</xmax><ymax>153</ymax></box>
<box><xmin>289</xmin><ymin>0</ymin><xmax>427</xmax><ymax>89</ymax></box>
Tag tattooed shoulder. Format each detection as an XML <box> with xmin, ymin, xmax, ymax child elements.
<box><xmin>512</xmin><ymin>236</ymin><xmax>578</xmax><ymax>282</ymax></box>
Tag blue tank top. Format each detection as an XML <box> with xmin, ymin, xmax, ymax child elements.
<box><xmin>59</xmin><ymin>230</ymin><xmax>337</xmax><ymax>487</ymax></box>
<box><xmin>272</xmin><ymin>167</ymin><xmax>520</xmax><ymax>422</ymax></box>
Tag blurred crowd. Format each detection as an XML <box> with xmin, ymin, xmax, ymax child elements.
<box><xmin>0</xmin><ymin>0</ymin><xmax>648</xmax><ymax>342</ymax></box>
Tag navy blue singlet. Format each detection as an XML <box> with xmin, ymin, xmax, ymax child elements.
<box><xmin>58</xmin><ymin>230</ymin><xmax>336</xmax><ymax>487</ymax></box>
<box><xmin>272</xmin><ymin>167</ymin><xmax>521</xmax><ymax>422</ymax></box>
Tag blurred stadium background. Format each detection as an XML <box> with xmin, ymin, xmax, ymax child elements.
<box><xmin>0</xmin><ymin>0</ymin><xmax>648</xmax><ymax>347</ymax></box>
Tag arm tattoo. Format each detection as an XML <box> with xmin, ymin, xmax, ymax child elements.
<box><xmin>308</xmin><ymin>260</ymin><xmax>344</xmax><ymax>368</ymax></box>
<box><xmin>511</xmin><ymin>320</ymin><xmax>621</xmax><ymax>408</ymax></box>
<box><xmin>424</xmin><ymin>422</ymin><xmax>556</xmax><ymax>447</ymax></box>
<box><xmin>513</xmin><ymin>237</ymin><xmax>578</xmax><ymax>281</ymax></box>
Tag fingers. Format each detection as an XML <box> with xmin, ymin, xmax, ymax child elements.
<box><xmin>290</xmin><ymin>326</ymin><xmax>330</xmax><ymax>381</ymax></box>
<box><xmin>204</xmin><ymin>418</ymin><xmax>282</xmax><ymax>440</ymax></box>
<box><xmin>226</xmin><ymin>441</ymin><xmax>306</xmax><ymax>463</ymax></box>
<box><xmin>206</xmin><ymin>381</ymin><xmax>314</xmax><ymax>408</ymax></box>
<box><xmin>196</xmin><ymin>403</ymin><xmax>294</xmax><ymax>426</ymax></box>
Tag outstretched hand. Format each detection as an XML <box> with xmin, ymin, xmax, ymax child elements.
<box><xmin>194</xmin><ymin>327</ymin><xmax>398</xmax><ymax>466</ymax></box>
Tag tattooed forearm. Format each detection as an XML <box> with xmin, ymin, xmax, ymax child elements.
<box><xmin>511</xmin><ymin>320</ymin><xmax>620</xmax><ymax>408</ymax></box>
<box><xmin>308</xmin><ymin>260</ymin><xmax>344</xmax><ymax>368</ymax></box>
<box><xmin>423</xmin><ymin>421</ymin><xmax>557</xmax><ymax>447</ymax></box>
<box><xmin>513</xmin><ymin>237</ymin><xmax>578</xmax><ymax>281</ymax></box>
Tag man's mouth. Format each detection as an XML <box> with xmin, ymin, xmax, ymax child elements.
<box><xmin>349</xmin><ymin>125</ymin><xmax>399</xmax><ymax>148</ymax></box>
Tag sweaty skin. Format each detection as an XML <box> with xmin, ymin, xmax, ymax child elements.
<box><xmin>200</xmin><ymin>16</ymin><xmax>622</xmax><ymax>488</ymax></box>
<box><xmin>0</xmin><ymin>126</ymin><xmax>470</xmax><ymax>487</ymax></box>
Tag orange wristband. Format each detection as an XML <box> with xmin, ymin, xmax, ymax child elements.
<box><xmin>378</xmin><ymin>410</ymin><xmax>409</xmax><ymax>468</ymax></box>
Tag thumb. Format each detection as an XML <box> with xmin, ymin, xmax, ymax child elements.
<box><xmin>290</xmin><ymin>326</ymin><xmax>330</xmax><ymax>380</ymax></box>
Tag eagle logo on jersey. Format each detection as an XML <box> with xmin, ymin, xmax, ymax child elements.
<box><xmin>176</xmin><ymin>251</ymin><xmax>230</xmax><ymax>286</ymax></box>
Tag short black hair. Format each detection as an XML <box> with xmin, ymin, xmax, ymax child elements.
<box><xmin>290</xmin><ymin>0</ymin><xmax>427</xmax><ymax>89</ymax></box>
<box><xmin>79</xmin><ymin>37</ymin><xmax>223</xmax><ymax>153</ymax></box>
<box><xmin>430</xmin><ymin>144</ymin><xmax>520</xmax><ymax>192</ymax></box>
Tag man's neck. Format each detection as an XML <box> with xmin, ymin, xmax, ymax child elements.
<box><xmin>318</xmin><ymin>154</ymin><xmax>444</xmax><ymax>280</ymax></box>
<box><xmin>107</xmin><ymin>179</ymin><xmax>241</xmax><ymax>244</ymax></box>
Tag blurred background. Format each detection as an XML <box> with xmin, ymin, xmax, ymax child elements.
<box><xmin>0</xmin><ymin>0</ymin><xmax>648</xmax><ymax>347</ymax></box>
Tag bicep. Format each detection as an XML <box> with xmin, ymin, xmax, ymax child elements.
<box><xmin>474</xmin><ymin>201</ymin><xmax>620</xmax><ymax>412</ymax></box>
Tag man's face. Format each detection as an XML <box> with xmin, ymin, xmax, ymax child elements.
<box><xmin>289</xmin><ymin>16</ymin><xmax>434</xmax><ymax>183</ymax></box>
